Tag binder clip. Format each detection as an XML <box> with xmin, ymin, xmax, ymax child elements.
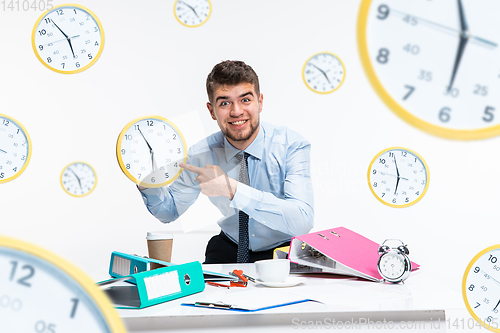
<box><xmin>228</xmin><ymin>269</ymin><xmax>248</xmax><ymax>287</ymax></box>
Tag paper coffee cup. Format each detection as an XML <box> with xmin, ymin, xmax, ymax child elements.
<box><xmin>146</xmin><ymin>232</ymin><xmax>174</xmax><ymax>270</ymax></box>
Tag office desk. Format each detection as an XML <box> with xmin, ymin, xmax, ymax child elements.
<box><xmin>117</xmin><ymin>263</ymin><xmax>464</xmax><ymax>332</ymax></box>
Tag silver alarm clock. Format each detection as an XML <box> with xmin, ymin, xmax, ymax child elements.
<box><xmin>377</xmin><ymin>239</ymin><xmax>411</xmax><ymax>283</ymax></box>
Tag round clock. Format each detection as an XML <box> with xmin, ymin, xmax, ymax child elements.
<box><xmin>174</xmin><ymin>0</ymin><xmax>212</xmax><ymax>28</ymax></box>
<box><xmin>367</xmin><ymin>147</ymin><xmax>429</xmax><ymax>208</ymax></box>
<box><xmin>0</xmin><ymin>235</ymin><xmax>126</xmax><ymax>332</ymax></box>
<box><xmin>358</xmin><ymin>0</ymin><xmax>500</xmax><ymax>140</ymax></box>
<box><xmin>377</xmin><ymin>239</ymin><xmax>411</xmax><ymax>283</ymax></box>
<box><xmin>302</xmin><ymin>52</ymin><xmax>346</xmax><ymax>94</ymax></box>
<box><xmin>60</xmin><ymin>161</ymin><xmax>97</xmax><ymax>197</ymax></box>
<box><xmin>0</xmin><ymin>114</ymin><xmax>32</xmax><ymax>183</ymax></box>
<box><xmin>32</xmin><ymin>4</ymin><xmax>104</xmax><ymax>74</ymax></box>
<box><xmin>463</xmin><ymin>244</ymin><xmax>500</xmax><ymax>332</ymax></box>
<box><xmin>116</xmin><ymin>115</ymin><xmax>187</xmax><ymax>188</ymax></box>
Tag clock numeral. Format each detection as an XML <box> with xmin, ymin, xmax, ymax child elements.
<box><xmin>9</xmin><ymin>261</ymin><xmax>35</xmax><ymax>287</ymax></box>
<box><xmin>379</xmin><ymin>158</ymin><xmax>385</xmax><ymax>164</ymax></box>
<box><xmin>482</xmin><ymin>106</ymin><xmax>495</xmax><ymax>123</ymax></box>
<box><xmin>70</xmin><ymin>298</ymin><xmax>79</xmax><ymax>318</ymax></box>
<box><xmin>38</xmin><ymin>29</ymin><xmax>46</xmax><ymax>36</ymax></box>
<box><xmin>376</xmin><ymin>48</ymin><xmax>390</xmax><ymax>64</ymax></box>
<box><xmin>56</xmin><ymin>9</ymin><xmax>63</xmax><ymax>15</ymax></box>
<box><xmin>474</xmin><ymin>85</ymin><xmax>488</xmax><ymax>96</ymax></box>
<box><xmin>34</xmin><ymin>320</ymin><xmax>56</xmax><ymax>333</ymax></box>
<box><xmin>402</xmin><ymin>15</ymin><xmax>418</xmax><ymax>26</ymax></box>
<box><xmin>418</xmin><ymin>70</ymin><xmax>432</xmax><ymax>82</ymax></box>
<box><xmin>439</xmin><ymin>107</ymin><xmax>451</xmax><ymax>123</ymax></box>
<box><xmin>147</xmin><ymin>120</ymin><xmax>154</xmax><ymax>126</ymax></box>
<box><xmin>403</xmin><ymin>44</ymin><xmax>420</xmax><ymax>55</ymax></box>
<box><xmin>444</xmin><ymin>87</ymin><xmax>459</xmax><ymax>98</ymax></box>
<box><xmin>489</xmin><ymin>255</ymin><xmax>498</xmax><ymax>263</ymax></box>
<box><xmin>469</xmin><ymin>284</ymin><xmax>475</xmax><ymax>291</ymax></box>
<box><xmin>376</xmin><ymin>4</ymin><xmax>390</xmax><ymax>20</ymax></box>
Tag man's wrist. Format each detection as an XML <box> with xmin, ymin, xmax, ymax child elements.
<box><xmin>227</xmin><ymin>178</ymin><xmax>238</xmax><ymax>200</ymax></box>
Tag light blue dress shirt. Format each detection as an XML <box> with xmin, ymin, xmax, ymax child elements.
<box><xmin>139</xmin><ymin>121</ymin><xmax>314</xmax><ymax>251</ymax></box>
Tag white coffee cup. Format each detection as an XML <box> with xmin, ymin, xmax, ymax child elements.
<box><xmin>255</xmin><ymin>258</ymin><xmax>290</xmax><ymax>283</ymax></box>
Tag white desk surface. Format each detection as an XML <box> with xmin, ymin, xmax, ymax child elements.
<box><xmin>115</xmin><ymin>263</ymin><xmax>478</xmax><ymax>332</ymax></box>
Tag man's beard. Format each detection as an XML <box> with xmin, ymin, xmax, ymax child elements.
<box><xmin>223</xmin><ymin>120</ymin><xmax>259</xmax><ymax>142</ymax></box>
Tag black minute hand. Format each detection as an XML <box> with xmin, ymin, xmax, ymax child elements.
<box><xmin>447</xmin><ymin>0</ymin><xmax>469</xmax><ymax>92</ymax></box>
<box><xmin>50</xmin><ymin>19</ymin><xmax>76</xmax><ymax>58</ymax></box>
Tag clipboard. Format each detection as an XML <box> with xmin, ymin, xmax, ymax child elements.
<box><xmin>182</xmin><ymin>289</ymin><xmax>320</xmax><ymax>312</ymax></box>
<box><xmin>108</xmin><ymin>251</ymin><xmax>238</xmax><ymax>282</ymax></box>
<box><xmin>98</xmin><ymin>261</ymin><xmax>205</xmax><ymax>309</ymax></box>
<box><xmin>288</xmin><ymin>226</ymin><xmax>420</xmax><ymax>282</ymax></box>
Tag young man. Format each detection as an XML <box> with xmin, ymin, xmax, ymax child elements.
<box><xmin>138</xmin><ymin>60</ymin><xmax>314</xmax><ymax>264</ymax></box>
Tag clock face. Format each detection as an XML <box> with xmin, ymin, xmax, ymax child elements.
<box><xmin>358</xmin><ymin>0</ymin><xmax>500</xmax><ymax>140</ymax></box>
<box><xmin>368</xmin><ymin>147</ymin><xmax>429</xmax><ymax>208</ymax></box>
<box><xmin>463</xmin><ymin>245</ymin><xmax>500</xmax><ymax>332</ymax></box>
<box><xmin>0</xmin><ymin>114</ymin><xmax>32</xmax><ymax>183</ymax></box>
<box><xmin>378</xmin><ymin>252</ymin><xmax>406</xmax><ymax>281</ymax></box>
<box><xmin>302</xmin><ymin>52</ymin><xmax>346</xmax><ymax>94</ymax></box>
<box><xmin>174</xmin><ymin>0</ymin><xmax>212</xmax><ymax>27</ymax></box>
<box><xmin>32</xmin><ymin>4</ymin><xmax>104</xmax><ymax>74</ymax></box>
<box><xmin>116</xmin><ymin>116</ymin><xmax>187</xmax><ymax>188</ymax></box>
<box><xmin>60</xmin><ymin>162</ymin><xmax>97</xmax><ymax>197</ymax></box>
<box><xmin>0</xmin><ymin>236</ymin><xmax>125</xmax><ymax>332</ymax></box>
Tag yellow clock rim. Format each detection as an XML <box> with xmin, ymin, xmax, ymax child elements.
<box><xmin>0</xmin><ymin>235</ymin><xmax>126</xmax><ymax>332</ymax></box>
<box><xmin>302</xmin><ymin>51</ymin><xmax>346</xmax><ymax>95</ymax></box>
<box><xmin>0</xmin><ymin>113</ymin><xmax>32</xmax><ymax>184</ymax></box>
<box><xmin>173</xmin><ymin>0</ymin><xmax>212</xmax><ymax>28</ymax></box>
<box><xmin>462</xmin><ymin>244</ymin><xmax>500</xmax><ymax>332</ymax></box>
<box><xmin>116</xmin><ymin>115</ymin><xmax>188</xmax><ymax>188</ymax></box>
<box><xmin>60</xmin><ymin>161</ymin><xmax>98</xmax><ymax>197</ymax></box>
<box><xmin>357</xmin><ymin>0</ymin><xmax>500</xmax><ymax>140</ymax></box>
<box><xmin>31</xmin><ymin>3</ymin><xmax>105</xmax><ymax>75</ymax></box>
<box><xmin>367</xmin><ymin>146</ymin><xmax>430</xmax><ymax>208</ymax></box>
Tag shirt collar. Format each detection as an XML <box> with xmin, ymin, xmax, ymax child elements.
<box><xmin>223</xmin><ymin>124</ymin><xmax>264</xmax><ymax>162</ymax></box>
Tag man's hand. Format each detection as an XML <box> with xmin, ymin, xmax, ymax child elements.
<box><xmin>180</xmin><ymin>162</ymin><xmax>238</xmax><ymax>199</ymax></box>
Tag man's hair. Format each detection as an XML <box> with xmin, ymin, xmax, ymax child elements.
<box><xmin>206</xmin><ymin>60</ymin><xmax>260</xmax><ymax>103</ymax></box>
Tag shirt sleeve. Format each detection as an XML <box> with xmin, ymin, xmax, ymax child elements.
<box><xmin>138</xmin><ymin>150</ymin><xmax>203</xmax><ymax>223</ymax></box>
<box><xmin>229</xmin><ymin>141</ymin><xmax>314</xmax><ymax>237</ymax></box>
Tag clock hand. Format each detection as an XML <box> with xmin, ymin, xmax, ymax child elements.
<box><xmin>178</xmin><ymin>0</ymin><xmax>199</xmax><ymax>18</ymax></box>
<box><xmin>0</xmin><ymin>148</ymin><xmax>7</xmax><ymax>154</ymax></box>
<box><xmin>447</xmin><ymin>0</ymin><xmax>469</xmax><ymax>92</ymax></box>
<box><xmin>494</xmin><ymin>299</ymin><xmax>500</xmax><ymax>311</ymax></box>
<box><xmin>310</xmin><ymin>64</ymin><xmax>331</xmax><ymax>84</ymax></box>
<box><xmin>137</xmin><ymin>127</ymin><xmax>156</xmax><ymax>171</ymax></box>
<box><xmin>390</xmin><ymin>8</ymin><xmax>497</xmax><ymax>49</ymax></box>
<box><xmin>381</xmin><ymin>172</ymin><xmax>409</xmax><ymax>181</ymax></box>
<box><xmin>393</xmin><ymin>155</ymin><xmax>401</xmax><ymax>195</ymax></box>
<box><xmin>42</xmin><ymin>35</ymin><xmax>81</xmax><ymax>46</ymax></box>
<box><xmin>68</xmin><ymin>168</ymin><xmax>82</xmax><ymax>189</ymax></box>
<box><xmin>50</xmin><ymin>19</ymin><xmax>76</xmax><ymax>58</ymax></box>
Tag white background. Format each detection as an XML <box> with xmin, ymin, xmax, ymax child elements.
<box><xmin>1</xmin><ymin>0</ymin><xmax>498</xmax><ymax>307</ymax></box>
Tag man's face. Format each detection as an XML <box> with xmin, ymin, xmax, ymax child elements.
<box><xmin>207</xmin><ymin>82</ymin><xmax>263</xmax><ymax>150</ymax></box>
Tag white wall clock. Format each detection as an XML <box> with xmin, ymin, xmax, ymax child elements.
<box><xmin>174</xmin><ymin>0</ymin><xmax>211</xmax><ymax>28</ymax></box>
<box><xmin>0</xmin><ymin>114</ymin><xmax>32</xmax><ymax>183</ymax></box>
<box><xmin>368</xmin><ymin>147</ymin><xmax>429</xmax><ymax>208</ymax></box>
<box><xmin>60</xmin><ymin>161</ymin><xmax>97</xmax><ymax>197</ymax></box>
<box><xmin>302</xmin><ymin>52</ymin><xmax>346</xmax><ymax>94</ymax></box>
<box><xmin>0</xmin><ymin>235</ymin><xmax>126</xmax><ymax>332</ymax></box>
<box><xmin>358</xmin><ymin>0</ymin><xmax>500</xmax><ymax>140</ymax></box>
<box><xmin>32</xmin><ymin>4</ymin><xmax>104</xmax><ymax>74</ymax></box>
<box><xmin>116</xmin><ymin>115</ymin><xmax>187</xmax><ymax>188</ymax></box>
<box><xmin>463</xmin><ymin>244</ymin><xmax>500</xmax><ymax>332</ymax></box>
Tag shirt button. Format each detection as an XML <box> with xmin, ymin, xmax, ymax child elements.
<box><xmin>252</xmin><ymin>234</ymin><xmax>255</xmax><ymax>237</ymax></box>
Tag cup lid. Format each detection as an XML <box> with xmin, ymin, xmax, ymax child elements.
<box><xmin>146</xmin><ymin>231</ymin><xmax>174</xmax><ymax>240</ymax></box>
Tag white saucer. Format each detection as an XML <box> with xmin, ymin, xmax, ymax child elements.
<box><xmin>259</xmin><ymin>277</ymin><xmax>306</xmax><ymax>288</ymax></box>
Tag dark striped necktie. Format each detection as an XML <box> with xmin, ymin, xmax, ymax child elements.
<box><xmin>237</xmin><ymin>152</ymin><xmax>250</xmax><ymax>263</ymax></box>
